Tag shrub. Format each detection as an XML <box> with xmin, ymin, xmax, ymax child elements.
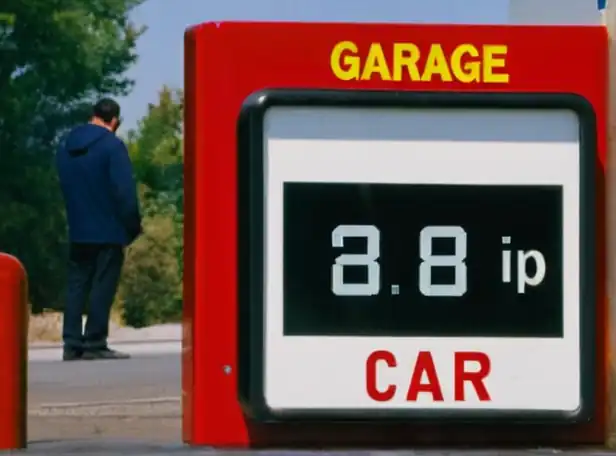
<box><xmin>117</xmin><ymin>212</ymin><xmax>182</xmax><ymax>327</ymax></box>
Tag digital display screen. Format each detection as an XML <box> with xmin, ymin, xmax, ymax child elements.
<box><xmin>283</xmin><ymin>182</ymin><xmax>563</xmax><ymax>338</ymax></box>
<box><xmin>237</xmin><ymin>90</ymin><xmax>595</xmax><ymax>423</ymax></box>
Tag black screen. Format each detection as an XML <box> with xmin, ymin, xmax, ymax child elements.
<box><xmin>283</xmin><ymin>183</ymin><xmax>563</xmax><ymax>338</ymax></box>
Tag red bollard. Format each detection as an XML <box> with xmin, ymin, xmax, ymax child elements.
<box><xmin>0</xmin><ymin>253</ymin><xmax>28</xmax><ymax>450</ymax></box>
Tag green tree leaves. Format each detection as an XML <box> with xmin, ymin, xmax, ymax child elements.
<box><xmin>129</xmin><ymin>85</ymin><xmax>183</xmax><ymax>204</ymax></box>
<box><xmin>117</xmin><ymin>86</ymin><xmax>184</xmax><ymax>327</ymax></box>
<box><xmin>0</xmin><ymin>1</ymin><xmax>185</xmax><ymax>325</ymax></box>
<box><xmin>0</xmin><ymin>0</ymin><xmax>145</xmax><ymax>311</ymax></box>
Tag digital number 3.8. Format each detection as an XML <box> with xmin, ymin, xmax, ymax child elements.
<box><xmin>331</xmin><ymin>224</ymin><xmax>468</xmax><ymax>297</ymax></box>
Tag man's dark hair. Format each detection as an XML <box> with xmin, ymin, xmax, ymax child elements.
<box><xmin>92</xmin><ymin>98</ymin><xmax>121</xmax><ymax>124</ymax></box>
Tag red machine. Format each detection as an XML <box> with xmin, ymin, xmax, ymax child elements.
<box><xmin>0</xmin><ymin>253</ymin><xmax>27</xmax><ymax>450</ymax></box>
<box><xmin>183</xmin><ymin>22</ymin><xmax>608</xmax><ymax>447</ymax></box>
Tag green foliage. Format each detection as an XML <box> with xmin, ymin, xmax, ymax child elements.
<box><xmin>118</xmin><ymin>211</ymin><xmax>182</xmax><ymax>328</ymax></box>
<box><xmin>0</xmin><ymin>0</ymin><xmax>146</xmax><ymax>312</ymax></box>
<box><xmin>0</xmin><ymin>1</ymin><xmax>185</xmax><ymax>326</ymax></box>
<box><xmin>117</xmin><ymin>86</ymin><xmax>184</xmax><ymax>327</ymax></box>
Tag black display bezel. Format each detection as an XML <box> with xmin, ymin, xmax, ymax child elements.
<box><xmin>237</xmin><ymin>89</ymin><xmax>596</xmax><ymax>424</ymax></box>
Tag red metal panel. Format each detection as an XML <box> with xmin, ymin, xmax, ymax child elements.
<box><xmin>0</xmin><ymin>253</ymin><xmax>28</xmax><ymax>450</ymax></box>
<box><xmin>183</xmin><ymin>22</ymin><xmax>608</xmax><ymax>447</ymax></box>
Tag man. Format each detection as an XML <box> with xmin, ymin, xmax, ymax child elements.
<box><xmin>56</xmin><ymin>98</ymin><xmax>142</xmax><ymax>361</ymax></box>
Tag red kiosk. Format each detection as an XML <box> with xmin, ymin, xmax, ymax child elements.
<box><xmin>183</xmin><ymin>22</ymin><xmax>608</xmax><ymax>447</ymax></box>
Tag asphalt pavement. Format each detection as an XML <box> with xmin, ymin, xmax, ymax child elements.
<box><xmin>17</xmin><ymin>342</ymin><xmax>616</xmax><ymax>455</ymax></box>
<box><xmin>29</xmin><ymin>351</ymin><xmax>180</xmax><ymax>407</ymax></box>
<box><xmin>14</xmin><ymin>445</ymin><xmax>616</xmax><ymax>455</ymax></box>
<box><xmin>27</xmin><ymin>345</ymin><xmax>181</xmax><ymax>448</ymax></box>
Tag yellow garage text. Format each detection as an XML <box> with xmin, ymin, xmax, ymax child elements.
<box><xmin>330</xmin><ymin>41</ymin><xmax>509</xmax><ymax>84</ymax></box>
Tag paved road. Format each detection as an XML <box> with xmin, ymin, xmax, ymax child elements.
<box><xmin>28</xmin><ymin>351</ymin><xmax>181</xmax><ymax>444</ymax></box>
<box><xmin>20</xmin><ymin>351</ymin><xmax>616</xmax><ymax>455</ymax></box>
<box><xmin>15</xmin><ymin>445</ymin><xmax>616</xmax><ymax>455</ymax></box>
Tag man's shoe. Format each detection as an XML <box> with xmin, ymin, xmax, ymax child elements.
<box><xmin>62</xmin><ymin>347</ymin><xmax>83</xmax><ymax>361</ymax></box>
<box><xmin>82</xmin><ymin>347</ymin><xmax>131</xmax><ymax>360</ymax></box>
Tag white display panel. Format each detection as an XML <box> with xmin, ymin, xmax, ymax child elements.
<box><xmin>262</xmin><ymin>106</ymin><xmax>581</xmax><ymax>412</ymax></box>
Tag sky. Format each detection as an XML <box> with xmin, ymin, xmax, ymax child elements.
<box><xmin>117</xmin><ymin>0</ymin><xmax>507</xmax><ymax>131</ymax></box>
<box><xmin>117</xmin><ymin>0</ymin><xmax>606</xmax><ymax>132</ymax></box>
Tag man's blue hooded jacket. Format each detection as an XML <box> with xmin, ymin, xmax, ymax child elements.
<box><xmin>56</xmin><ymin>124</ymin><xmax>142</xmax><ymax>246</ymax></box>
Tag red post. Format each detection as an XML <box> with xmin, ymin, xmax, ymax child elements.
<box><xmin>0</xmin><ymin>253</ymin><xmax>28</xmax><ymax>450</ymax></box>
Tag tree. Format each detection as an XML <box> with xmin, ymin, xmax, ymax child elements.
<box><xmin>118</xmin><ymin>86</ymin><xmax>184</xmax><ymax>327</ymax></box>
<box><xmin>128</xmin><ymin>85</ymin><xmax>183</xmax><ymax>209</ymax></box>
<box><xmin>0</xmin><ymin>0</ymin><xmax>145</xmax><ymax>311</ymax></box>
<box><xmin>128</xmin><ymin>85</ymin><xmax>183</xmax><ymax>285</ymax></box>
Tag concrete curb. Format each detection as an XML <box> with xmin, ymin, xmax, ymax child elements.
<box><xmin>29</xmin><ymin>340</ymin><xmax>181</xmax><ymax>362</ymax></box>
<box><xmin>29</xmin><ymin>338</ymin><xmax>181</xmax><ymax>350</ymax></box>
<box><xmin>29</xmin><ymin>397</ymin><xmax>181</xmax><ymax>418</ymax></box>
<box><xmin>35</xmin><ymin>397</ymin><xmax>181</xmax><ymax>409</ymax></box>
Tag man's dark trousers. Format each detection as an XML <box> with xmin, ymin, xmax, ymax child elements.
<box><xmin>63</xmin><ymin>243</ymin><xmax>124</xmax><ymax>351</ymax></box>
